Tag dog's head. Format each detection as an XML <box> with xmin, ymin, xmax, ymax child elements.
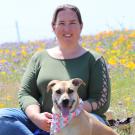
<box><xmin>47</xmin><ymin>78</ymin><xmax>85</xmax><ymax>116</ymax></box>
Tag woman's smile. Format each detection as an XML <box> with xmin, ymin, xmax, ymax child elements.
<box><xmin>52</xmin><ymin>9</ymin><xmax>82</xmax><ymax>48</ymax></box>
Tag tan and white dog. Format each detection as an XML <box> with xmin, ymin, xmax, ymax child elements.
<box><xmin>47</xmin><ymin>78</ymin><xmax>118</xmax><ymax>135</ymax></box>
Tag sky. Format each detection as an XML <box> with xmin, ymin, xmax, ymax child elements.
<box><xmin>0</xmin><ymin>0</ymin><xmax>135</xmax><ymax>44</ymax></box>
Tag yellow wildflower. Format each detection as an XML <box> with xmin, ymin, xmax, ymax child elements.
<box><xmin>82</xmin><ymin>42</ymin><xmax>86</xmax><ymax>48</ymax></box>
<box><xmin>20</xmin><ymin>45</ymin><xmax>26</xmax><ymax>49</ymax></box>
<box><xmin>124</xmin><ymin>96</ymin><xmax>132</xmax><ymax>106</ymax></box>
<box><xmin>95</xmin><ymin>47</ymin><xmax>105</xmax><ymax>53</ymax></box>
<box><xmin>112</xmin><ymin>41</ymin><xmax>119</xmax><ymax>48</ymax></box>
<box><xmin>0</xmin><ymin>103</ymin><xmax>5</xmax><ymax>108</ymax></box>
<box><xmin>11</xmin><ymin>51</ymin><xmax>16</xmax><ymax>57</ymax></box>
<box><xmin>111</xmin><ymin>50</ymin><xmax>117</xmax><ymax>54</ymax></box>
<box><xmin>37</xmin><ymin>48</ymin><xmax>44</xmax><ymax>52</ymax></box>
<box><xmin>117</xmin><ymin>35</ymin><xmax>126</xmax><ymax>44</ymax></box>
<box><xmin>95</xmin><ymin>34</ymin><xmax>100</xmax><ymax>40</ymax></box>
<box><xmin>96</xmin><ymin>42</ymin><xmax>102</xmax><ymax>46</ymax></box>
<box><xmin>128</xmin><ymin>32</ymin><xmax>135</xmax><ymax>38</ymax></box>
<box><xmin>21</xmin><ymin>50</ymin><xmax>27</xmax><ymax>56</ymax></box>
<box><xmin>0</xmin><ymin>50</ymin><xmax>3</xmax><ymax>54</ymax></box>
<box><xmin>126</xmin><ymin>42</ymin><xmax>132</xmax><ymax>50</ymax></box>
<box><xmin>125</xmin><ymin>96</ymin><xmax>131</xmax><ymax>102</ymax></box>
<box><xmin>108</xmin><ymin>58</ymin><xmax>117</xmax><ymax>65</ymax></box>
<box><xmin>5</xmin><ymin>49</ymin><xmax>10</xmax><ymax>54</ymax></box>
<box><xmin>126</xmin><ymin>62</ymin><xmax>135</xmax><ymax>70</ymax></box>
<box><xmin>6</xmin><ymin>96</ymin><xmax>12</xmax><ymax>101</ymax></box>
<box><xmin>0</xmin><ymin>59</ymin><xmax>7</xmax><ymax>64</ymax></box>
<box><xmin>119</xmin><ymin>59</ymin><xmax>126</xmax><ymax>65</ymax></box>
<box><xmin>0</xmin><ymin>72</ymin><xmax>6</xmax><ymax>75</ymax></box>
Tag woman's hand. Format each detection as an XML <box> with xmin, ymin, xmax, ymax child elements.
<box><xmin>34</xmin><ymin>112</ymin><xmax>52</xmax><ymax>132</ymax></box>
<box><xmin>25</xmin><ymin>104</ymin><xmax>52</xmax><ymax>132</ymax></box>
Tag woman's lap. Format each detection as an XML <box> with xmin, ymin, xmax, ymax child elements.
<box><xmin>0</xmin><ymin>108</ymin><xmax>106</xmax><ymax>135</ymax></box>
<box><xmin>0</xmin><ymin>108</ymin><xmax>38</xmax><ymax>135</ymax></box>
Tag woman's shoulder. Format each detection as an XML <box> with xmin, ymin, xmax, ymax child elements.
<box><xmin>30</xmin><ymin>50</ymin><xmax>49</xmax><ymax>63</ymax></box>
<box><xmin>86</xmin><ymin>49</ymin><xmax>102</xmax><ymax>61</ymax></box>
<box><xmin>32</xmin><ymin>49</ymin><xmax>48</xmax><ymax>58</ymax></box>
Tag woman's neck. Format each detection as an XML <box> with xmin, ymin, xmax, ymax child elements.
<box><xmin>58</xmin><ymin>44</ymin><xmax>81</xmax><ymax>55</ymax></box>
<box><xmin>47</xmin><ymin>45</ymin><xmax>88</xmax><ymax>59</ymax></box>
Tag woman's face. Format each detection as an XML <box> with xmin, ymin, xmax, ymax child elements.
<box><xmin>52</xmin><ymin>9</ymin><xmax>83</xmax><ymax>47</ymax></box>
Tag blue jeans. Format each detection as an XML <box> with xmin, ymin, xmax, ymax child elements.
<box><xmin>0</xmin><ymin>108</ymin><xmax>49</xmax><ymax>135</ymax></box>
<box><xmin>0</xmin><ymin>108</ymin><xmax>106</xmax><ymax>135</ymax></box>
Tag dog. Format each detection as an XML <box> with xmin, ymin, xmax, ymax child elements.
<box><xmin>47</xmin><ymin>78</ymin><xmax>119</xmax><ymax>135</ymax></box>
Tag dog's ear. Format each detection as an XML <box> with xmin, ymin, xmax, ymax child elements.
<box><xmin>71</xmin><ymin>78</ymin><xmax>86</xmax><ymax>87</ymax></box>
<box><xmin>47</xmin><ymin>80</ymin><xmax>59</xmax><ymax>92</ymax></box>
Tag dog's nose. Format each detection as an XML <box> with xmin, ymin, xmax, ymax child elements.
<box><xmin>62</xmin><ymin>99</ymin><xmax>69</xmax><ymax>107</ymax></box>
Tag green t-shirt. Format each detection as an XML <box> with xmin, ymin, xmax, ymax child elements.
<box><xmin>18</xmin><ymin>49</ymin><xmax>111</xmax><ymax>119</ymax></box>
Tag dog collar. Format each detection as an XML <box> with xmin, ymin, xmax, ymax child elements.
<box><xmin>50</xmin><ymin>99</ymin><xmax>83</xmax><ymax>135</ymax></box>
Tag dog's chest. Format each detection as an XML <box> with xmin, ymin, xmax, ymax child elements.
<box><xmin>53</xmin><ymin>112</ymin><xmax>92</xmax><ymax>135</ymax></box>
<box><xmin>54</xmin><ymin>123</ymin><xmax>82</xmax><ymax>135</ymax></box>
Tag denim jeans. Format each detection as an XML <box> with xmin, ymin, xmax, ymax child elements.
<box><xmin>0</xmin><ymin>108</ymin><xmax>106</xmax><ymax>135</ymax></box>
<box><xmin>0</xmin><ymin>108</ymin><xmax>49</xmax><ymax>135</ymax></box>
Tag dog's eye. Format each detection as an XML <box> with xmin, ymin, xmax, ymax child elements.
<box><xmin>56</xmin><ymin>89</ymin><xmax>61</xmax><ymax>94</ymax></box>
<box><xmin>68</xmin><ymin>88</ymin><xmax>74</xmax><ymax>94</ymax></box>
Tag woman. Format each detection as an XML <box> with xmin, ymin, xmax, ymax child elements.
<box><xmin>0</xmin><ymin>4</ymin><xmax>111</xmax><ymax>135</ymax></box>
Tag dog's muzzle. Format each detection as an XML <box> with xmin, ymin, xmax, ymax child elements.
<box><xmin>62</xmin><ymin>99</ymin><xmax>69</xmax><ymax>107</ymax></box>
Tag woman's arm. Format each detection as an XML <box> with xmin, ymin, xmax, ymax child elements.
<box><xmin>85</xmin><ymin>56</ymin><xmax>111</xmax><ymax>114</ymax></box>
<box><xmin>18</xmin><ymin>53</ymin><xmax>41</xmax><ymax>111</ymax></box>
<box><xmin>18</xmin><ymin>52</ymin><xmax>52</xmax><ymax>131</ymax></box>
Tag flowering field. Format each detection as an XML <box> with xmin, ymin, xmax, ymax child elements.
<box><xmin>0</xmin><ymin>29</ymin><xmax>135</xmax><ymax>134</ymax></box>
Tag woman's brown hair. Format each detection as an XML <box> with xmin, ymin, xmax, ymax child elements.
<box><xmin>52</xmin><ymin>4</ymin><xmax>83</xmax><ymax>25</ymax></box>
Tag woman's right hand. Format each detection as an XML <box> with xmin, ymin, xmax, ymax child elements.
<box><xmin>34</xmin><ymin>112</ymin><xmax>52</xmax><ymax>132</ymax></box>
<box><xmin>25</xmin><ymin>104</ymin><xmax>52</xmax><ymax>132</ymax></box>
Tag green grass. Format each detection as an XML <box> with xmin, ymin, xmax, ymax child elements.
<box><xmin>110</xmin><ymin>69</ymin><xmax>135</xmax><ymax>116</ymax></box>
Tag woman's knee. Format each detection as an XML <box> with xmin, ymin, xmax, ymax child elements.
<box><xmin>0</xmin><ymin>108</ymin><xmax>29</xmax><ymax>129</ymax></box>
<box><xmin>0</xmin><ymin>108</ymin><xmax>27</xmax><ymax>121</ymax></box>
<box><xmin>0</xmin><ymin>108</ymin><xmax>35</xmax><ymax>135</ymax></box>
<box><xmin>0</xmin><ymin>116</ymin><xmax>33</xmax><ymax>135</ymax></box>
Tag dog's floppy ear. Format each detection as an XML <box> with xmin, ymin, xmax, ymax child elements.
<box><xmin>47</xmin><ymin>80</ymin><xmax>59</xmax><ymax>92</ymax></box>
<box><xmin>71</xmin><ymin>78</ymin><xmax>86</xmax><ymax>87</ymax></box>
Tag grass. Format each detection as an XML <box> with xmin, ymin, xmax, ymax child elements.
<box><xmin>0</xmin><ymin>82</ymin><xmax>19</xmax><ymax>108</ymax></box>
<box><xmin>110</xmin><ymin>68</ymin><xmax>135</xmax><ymax>116</ymax></box>
<box><xmin>0</xmin><ymin>29</ymin><xmax>135</xmax><ymax>134</ymax></box>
